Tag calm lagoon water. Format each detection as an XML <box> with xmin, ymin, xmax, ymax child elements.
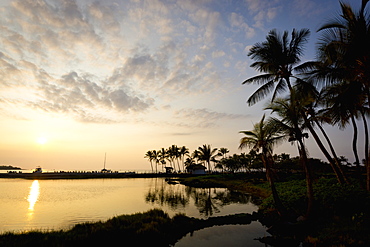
<box><xmin>0</xmin><ymin>177</ymin><xmax>269</xmax><ymax>246</ymax></box>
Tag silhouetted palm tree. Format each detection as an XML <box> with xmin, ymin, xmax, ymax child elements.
<box><xmin>197</xmin><ymin>144</ymin><xmax>218</xmax><ymax>172</ymax></box>
<box><xmin>266</xmin><ymin>93</ymin><xmax>314</xmax><ymax>218</ymax></box>
<box><xmin>239</xmin><ymin>115</ymin><xmax>287</xmax><ymax>217</ymax></box>
<box><xmin>313</xmin><ymin>0</ymin><xmax>370</xmax><ymax>190</ymax></box>
<box><xmin>179</xmin><ymin>146</ymin><xmax>189</xmax><ymax>171</ymax></box>
<box><xmin>159</xmin><ymin>148</ymin><xmax>168</xmax><ymax>171</ymax></box>
<box><xmin>151</xmin><ymin>150</ymin><xmax>160</xmax><ymax>173</ymax></box>
<box><xmin>321</xmin><ymin>82</ymin><xmax>367</xmax><ymax>169</ymax></box>
<box><xmin>243</xmin><ymin>28</ymin><xmax>310</xmax><ymax>105</ymax></box>
<box><xmin>244</xmin><ymin>28</ymin><xmax>348</xmax><ymax>184</ymax></box>
<box><xmin>144</xmin><ymin>150</ymin><xmax>155</xmax><ymax>173</ymax></box>
<box><xmin>218</xmin><ymin>147</ymin><xmax>230</xmax><ymax>159</ymax></box>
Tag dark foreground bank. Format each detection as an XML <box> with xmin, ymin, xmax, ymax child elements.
<box><xmin>0</xmin><ymin>209</ymin><xmax>259</xmax><ymax>247</ymax></box>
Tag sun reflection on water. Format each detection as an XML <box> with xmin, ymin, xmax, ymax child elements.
<box><xmin>27</xmin><ymin>180</ymin><xmax>40</xmax><ymax>214</ymax></box>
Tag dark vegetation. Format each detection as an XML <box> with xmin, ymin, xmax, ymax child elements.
<box><xmin>179</xmin><ymin>173</ymin><xmax>370</xmax><ymax>246</ymax></box>
<box><xmin>0</xmin><ymin>208</ymin><xmax>258</xmax><ymax>247</ymax></box>
<box><xmin>0</xmin><ymin>165</ymin><xmax>21</xmax><ymax>170</ymax></box>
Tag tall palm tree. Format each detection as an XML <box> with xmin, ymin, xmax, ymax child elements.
<box><xmin>151</xmin><ymin>150</ymin><xmax>160</xmax><ymax>173</ymax></box>
<box><xmin>313</xmin><ymin>0</ymin><xmax>370</xmax><ymax>190</ymax></box>
<box><xmin>243</xmin><ymin>28</ymin><xmax>310</xmax><ymax>105</ymax></box>
<box><xmin>321</xmin><ymin>82</ymin><xmax>367</xmax><ymax>168</ymax></box>
<box><xmin>239</xmin><ymin>114</ymin><xmax>287</xmax><ymax>217</ymax></box>
<box><xmin>244</xmin><ymin>28</ymin><xmax>348</xmax><ymax>184</ymax></box>
<box><xmin>197</xmin><ymin>145</ymin><xmax>218</xmax><ymax>172</ymax></box>
<box><xmin>144</xmin><ymin>150</ymin><xmax>154</xmax><ymax>173</ymax></box>
<box><xmin>266</xmin><ymin>93</ymin><xmax>314</xmax><ymax>218</ymax></box>
<box><xmin>179</xmin><ymin>146</ymin><xmax>189</xmax><ymax>171</ymax></box>
<box><xmin>158</xmin><ymin>148</ymin><xmax>168</xmax><ymax>171</ymax></box>
<box><xmin>168</xmin><ymin>145</ymin><xmax>181</xmax><ymax>171</ymax></box>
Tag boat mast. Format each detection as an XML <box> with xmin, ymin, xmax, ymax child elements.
<box><xmin>104</xmin><ymin>152</ymin><xmax>107</xmax><ymax>169</ymax></box>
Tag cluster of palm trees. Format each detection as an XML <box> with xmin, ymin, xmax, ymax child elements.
<box><xmin>144</xmin><ymin>145</ymin><xmax>229</xmax><ymax>173</ymax></box>
<box><xmin>240</xmin><ymin>0</ymin><xmax>370</xmax><ymax>219</ymax></box>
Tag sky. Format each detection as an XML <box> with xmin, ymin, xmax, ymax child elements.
<box><xmin>0</xmin><ymin>0</ymin><xmax>366</xmax><ymax>171</ymax></box>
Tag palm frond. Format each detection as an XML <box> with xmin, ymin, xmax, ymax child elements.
<box><xmin>247</xmin><ymin>79</ymin><xmax>276</xmax><ymax>106</ymax></box>
<box><xmin>242</xmin><ymin>73</ymin><xmax>276</xmax><ymax>85</ymax></box>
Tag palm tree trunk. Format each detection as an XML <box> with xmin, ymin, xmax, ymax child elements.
<box><xmin>314</xmin><ymin>119</ymin><xmax>349</xmax><ymax>184</ymax></box>
<box><xmin>360</xmin><ymin>110</ymin><xmax>370</xmax><ymax>191</ymax></box>
<box><xmin>350</xmin><ymin>116</ymin><xmax>361</xmax><ymax>171</ymax></box>
<box><xmin>262</xmin><ymin>151</ymin><xmax>288</xmax><ymax>218</ymax></box>
<box><xmin>303</xmin><ymin>114</ymin><xmax>347</xmax><ymax>184</ymax></box>
<box><xmin>297</xmin><ymin>139</ymin><xmax>314</xmax><ymax>219</ymax></box>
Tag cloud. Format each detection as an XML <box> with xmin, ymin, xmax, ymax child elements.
<box><xmin>0</xmin><ymin>0</ymin><xmax>248</xmax><ymax>125</ymax></box>
<box><xmin>33</xmin><ymin>70</ymin><xmax>155</xmax><ymax>122</ymax></box>
<box><xmin>173</xmin><ymin>108</ymin><xmax>248</xmax><ymax>128</ymax></box>
<box><xmin>229</xmin><ymin>12</ymin><xmax>256</xmax><ymax>39</ymax></box>
<box><xmin>212</xmin><ymin>50</ymin><xmax>226</xmax><ymax>58</ymax></box>
<box><xmin>244</xmin><ymin>0</ymin><xmax>282</xmax><ymax>29</ymax></box>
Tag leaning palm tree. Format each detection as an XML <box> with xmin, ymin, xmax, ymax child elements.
<box><xmin>244</xmin><ymin>28</ymin><xmax>348</xmax><ymax>184</ymax></box>
<box><xmin>197</xmin><ymin>145</ymin><xmax>218</xmax><ymax>172</ymax></box>
<box><xmin>312</xmin><ymin>0</ymin><xmax>370</xmax><ymax>190</ymax></box>
<box><xmin>266</xmin><ymin>94</ymin><xmax>314</xmax><ymax>218</ymax></box>
<box><xmin>239</xmin><ymin>114</ymin><xmax>287</xmax><ymax>217</ymax></box>
<box><xmin>321</xmin><ymin>82</ymin><xmax>367</xmax><ymax>170</ymax></box>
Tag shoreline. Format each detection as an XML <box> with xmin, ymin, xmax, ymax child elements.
<box><xmin>0</xmin><ymin>172</ymin><xmax>195</xmax><ymax>180</ymax></box>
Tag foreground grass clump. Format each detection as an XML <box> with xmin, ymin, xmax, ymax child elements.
<box><xmin>258</xmin><ymin>178</ymin><xmax>370</xmax><ymax>246</ymax></box>
<box><xmin>181</xmin><ymin>174</ymin><xmax>370</xmax><ymax>246</ymax></box>
<box><xmin>0</xmin><ymin>209</ymin><xmax>258</xmax><ymax>247</ymax></box>
<box><xmin>179</xmin><ymin>173</ymin><xmax>270</xmax><ymax>199</ymax></box>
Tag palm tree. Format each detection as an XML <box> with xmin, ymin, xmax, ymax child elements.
<box><xmin>313</xmin><ymin>0</ymin><xmax>370</xmax><ymax>190</ymax></box>
<box><xmin>168</xmin><ymin>145</ymin><xmax>181</xmax><ymax>172</ymax></box>
<box><xmin>158</xmin><ymin>148</ymin><xmax>168</xmax><ymax>171</ymax></box>
<box><xmin>239</xmin><ymin>114</ymin><xmax>287</xmax><ymax>217</ymax></box>
<box><xmin>218</xmin><ymin>147</ymin><xmax>229</xmax><ymax>159</ymax></box>
<box><xmin>144</xmin><ymin>150</ymin><xmax>154</xmax><ymax>173</ymax></box>
<box><xmin>243</xmin><ymin>28</ymin><xmax>310</xmax><ymax>105</ymax></box>
<box><xmin>266</xmin><ymin>93</ymin><xmax>314</xmax><ymax>218</ymax></box>
<box><xmin>151</xmin><ymin>150</ymin><xmax>160</xmax><ymax>173</ymax></box>
<box><xmin>244</xmin><ymin>28</ymin><xmax>348</xmax><ymax>184</ymax></box>
<box><xmin>321</xmin><ymin>82</ymin><xmax>368</xmax><ymax>169</ymax></box>
<box><xmin>179</xmin><ymin>146</ymin><xmax>189</xmax><ymax>171</ymax></box>
<box><xmin>197</xmin><ymin>145</ymin><xmax>218</xmax><ymax>173</ymax></box>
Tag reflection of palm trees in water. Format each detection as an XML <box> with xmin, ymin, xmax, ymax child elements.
<box><xmin>145</xmin><ymin>178</ymin><xmax>252</xmax><ymax>216</ymax></box>
<box><xmin>188</xmin><ymin>187</ymin><xmax>220</xmax><ymax>216</ymax></box>
<box><xmin>146</xmin><ymin>178</ymin><xmax>189</xmax><ymax>209</ymax></box>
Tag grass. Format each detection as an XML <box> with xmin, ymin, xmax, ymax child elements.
<box><xmin>0</xmin><ymin>209</ymin><xmax>258</xmax><ymax>247</ymax></box>
<box><xmin>180</xmin><ymin>174</ymin><xmax>370</xmax><ymax>246</ymax></box>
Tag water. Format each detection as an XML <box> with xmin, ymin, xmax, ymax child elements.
<box><xmin>0</xmin><ymin>177</ymin><xmax>269</xmax><ymax>246</ymax></box>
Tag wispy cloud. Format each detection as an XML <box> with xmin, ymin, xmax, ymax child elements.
<box><xmin>173</xmin><ymin>108</ymin><xmax>248</xmax><ymax>128</ymax></box>
<box><xmin>0</xmin><ymin>0</ymin><xmax>259</xmax><ymax>124</ymax></box>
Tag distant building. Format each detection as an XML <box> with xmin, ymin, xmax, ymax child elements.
<box><xmin>186</xmin><ymin>164</ymin><xmax>207</xmax><ymax>175</ymax></box>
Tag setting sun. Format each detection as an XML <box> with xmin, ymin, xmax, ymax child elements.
<box><xmin>36</xmin><ymin>137</ymin><xmax>48</xmax><ymax>145</ymax></box>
